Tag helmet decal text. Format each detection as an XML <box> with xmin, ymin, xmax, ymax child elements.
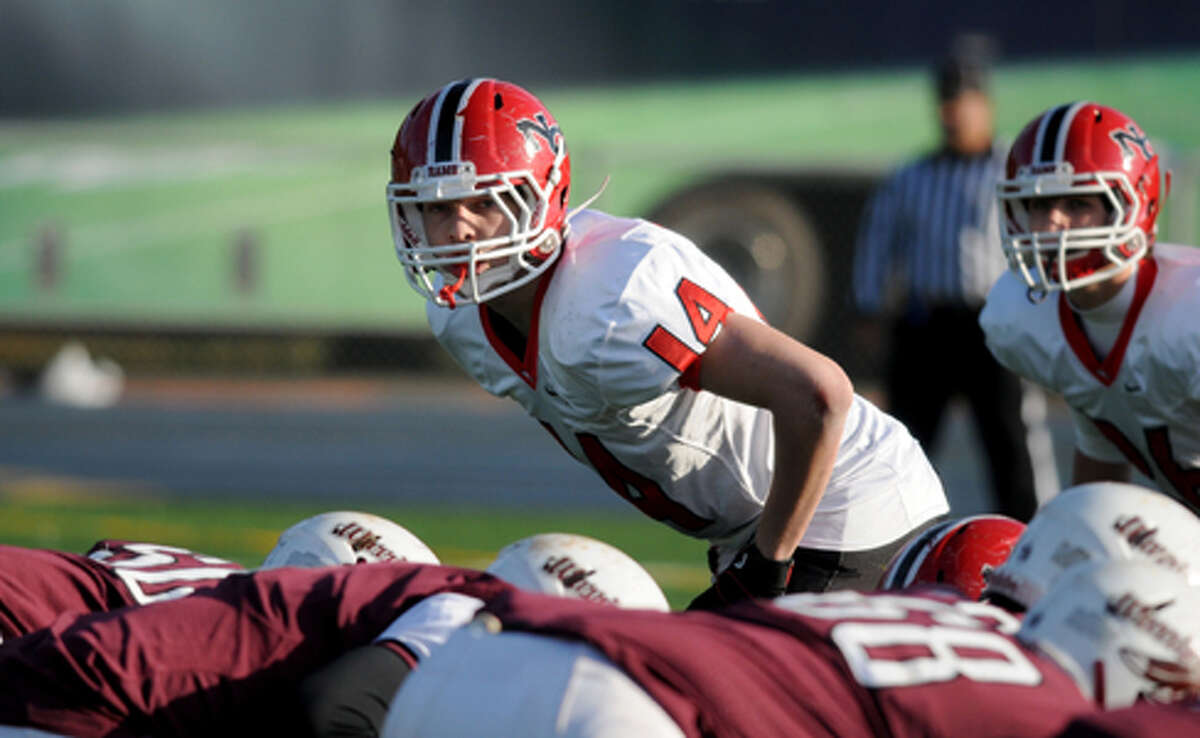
<box><xmin>1110</xmin><ymin>125</ymin><xmax>1154</xmax><ymax>161</ymax></box>
<box><xmin>516</xmin><ymin>113</ymin><xmax>562</xmax><ymax>156</ymax></box>
<box><xmin>542</xmin><ymin>554</ymin><xmax>617</xmax><ymax>605</ymax></box>
<box><xmin>1113</xmin><ymin>516</ymin><xmax>1190</xmax><ymax>574</ymax></box>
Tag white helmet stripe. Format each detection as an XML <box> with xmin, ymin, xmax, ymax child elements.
<box><xmin>1051</xmin><ymin>101</ymin><xmax>1090</xmax><ymax>163</ymax></box>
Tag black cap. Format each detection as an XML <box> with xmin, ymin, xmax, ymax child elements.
<box><xmin>934</xmin><ymin>34</ymin><xmax>995</xmax><ymax>101</ymax></box>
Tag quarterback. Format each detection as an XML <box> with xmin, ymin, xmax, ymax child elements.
<box><xmin>387</xmin><ymin>78</ymin><xmax>949</xmax><ymax>606</ymax></box>
<box><xmin>980</xmin><ymin>101</ymin><xmax>1200</xmax><ymax>511</ymax></box>
<box><xmin>383</xmin><ymin>560</ymin><xmax>1200</xmax><ymax>737</ymax></box>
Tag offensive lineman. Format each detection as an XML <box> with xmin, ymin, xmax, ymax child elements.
<box><xmin>386</xmin><ymin>78</ymin><xmax>949</xmax><ymax>607</ymax></box>
<box><xmin>980</xmin><ymin>101</ymin><xmax>1200</xmax><ymax>511</ymax></box>
<box><xmin>382</xmin><ymin>561</ymin><xmax>1200</xmax><ymax>737</ymax></box>
<box><xmin>0</xmin><ymin>510</ymin><xmax>434</xmax><ymax>642</ymax></box>
<box><xmin>0</xmin><ymin>533</ymin><xmax>667</xmax><ymax>737</ymax></box>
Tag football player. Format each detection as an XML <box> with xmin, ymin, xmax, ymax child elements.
<box><xmin>980</xmin><ymin>102</ymin><xmax>1200</xmax><ymax>511</ymax></box>
<box><xmin>300</xmin><ymin>533</ymin><xmax>668</xmax><ymax>737</ymax></box>
<box><xmin>382</xmin><ymin>560</ymin><xmax>1200</xmax><ymax>737</ymax></box>
<box><xmin>0</xmin><ymin>510</ymin><xmax>433</xmax><ymax>642</ymax></box>
<box><xmin>387</xmin><ymin>78</ymin><xmax>949</xmax><ymax>607</ymax></box>
<box><xmin>0</xmin><ymin>533</ymin><xmax>666</xmax><ymax>737</ymax></box>
<box><xmin>981</xmin><ymin>481</ymin><xmax>1200</xmax><ymax>612</ymax></box>
<box><xmin>877</xmin><ymin>513</ymin><xmax>1025</xmax><ymax>599</ymax></box>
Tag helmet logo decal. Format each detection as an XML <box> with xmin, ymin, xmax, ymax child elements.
<box><xmin>516</xmin><ymin>113</ymin><xmax>562</xmax><ymax>156</ymax></box>
<box><xmin>330</xmin><ymin>521</ymin><xmax>404</xmax><ymax>562</ymax></box>
<box><xmin>1108</xmin><ymin>593</ymin><xmax>1199</xmax><ymax>698</ymax></box>
<box><xmin>1110</xmin><ymin>124</ymin><xmax>1154</xmax><ymax>161</ymax></box>
<box><xmin>1113</xmin><ymin>515</ymin><xmax>1190</xmax><ymax>574</ymax></box>
<box><xmin>542</xmin><ymin>554</ymin><xmax>617</xmax><ymax>605</ymax></box>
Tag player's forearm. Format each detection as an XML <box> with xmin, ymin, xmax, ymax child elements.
<box><xmin>755</xmin><ymin>403</ymin><xmax>848</xmax><ymax>560</ymax></box>
<box><xmin>697</xmin><ymin>312</ymin><xmax>853</xmax><ymax>559</ymax></box>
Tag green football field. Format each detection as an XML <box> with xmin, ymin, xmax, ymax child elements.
<box><xmin>2</xmin><ymin>53</ymin><xmax>1198</xmax><ymax>331</ymax></box>
<box><xmin>0</xmin><ymin>488</ymin><xmax>712</xmax><ymax>610</ymax></box>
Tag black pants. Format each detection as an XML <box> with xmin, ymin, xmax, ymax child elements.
<box><xmin>786</xmin><ymin>513</ymin><xmax>949</xmax><ymax>593</ymax></box>
<box><xmin>885</xmin><ymin>304</ymin><xmax>1039</xmax><ymax>522</ymax></box>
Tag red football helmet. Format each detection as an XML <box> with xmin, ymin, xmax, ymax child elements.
<box><xmin>997</xmin><ymin>101</ymin><xmax>1165</xmax><ymax>296</ymax></box>
<box><xmin>387</xmin><ymin>78</ymin><xmax>571</xmax><ymax>307</ymax></box>
<box><xmin>878</xmin><ymin>514</ymin><xmax>1026</xmax><ymax>600</ymax></box>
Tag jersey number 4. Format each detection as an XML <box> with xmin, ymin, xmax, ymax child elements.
<box><xmin>643</xmin><ymin>278</ymin><xmax>732</xmax><ymax>373</ymax></box>
<box><xmin>1091</xmin><ymin>421</ymin><xmax>1200</xmax><ymax>510</ymax></box>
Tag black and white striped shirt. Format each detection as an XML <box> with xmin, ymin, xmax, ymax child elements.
<box><xmin>853</xmin><ymin>143</ymin><xmax>1009</xmax><ymax>315</ymax></box>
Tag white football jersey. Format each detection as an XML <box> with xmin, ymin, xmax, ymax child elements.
<box><xmin>981</xmin><ymin>243</ymin><xmax>1200</xmax><ymax>511</ymax></box>
<box><xmin>429</xmin><ymin>210</ymin><xmax>948</xmax><ymax>564</ymax></box>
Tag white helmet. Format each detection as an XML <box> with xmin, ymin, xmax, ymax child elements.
<box><xmin>485</xmin><ymin>533</ymin><xmax>669</xmax><ymax>611</ymax></box>
<box><xmin>261</xmin><ymin>511</ymin><xmax>439</xmax><ymax>569</ymax></box>
<box><xmin>1017</xmin><ymin>561</ymin><xmax>1200</xmax><ymax>708</ymax></box>
<box><xmin>982</xmin><ymin>482</ymin><xmax>1200</xmax><ymax>611</ymax></box>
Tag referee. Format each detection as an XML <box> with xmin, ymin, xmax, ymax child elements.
<box><xmin>852</xmin><ymin>40</ymin><xmax>1056</xmax><ymax>521</ymax></box>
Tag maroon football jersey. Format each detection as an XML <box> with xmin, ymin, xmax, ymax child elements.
<box><xmin>0</xmin><ymin>561</ymin><xmax>512</xmax><ymax>737</ymax></box>
<box><xmin>1055</xmin><ymin>701</ymin><xmax>1200</xmax><ymax>737</ymax></box>
<box><xmin>85</xmin><ymin>539</ymin><xmax>245</xmax><ymax>604</ymax></box>
<box><xmin>0</xmin><ymin>541</ymin><xmax>244</xmax><ymax>642</ymax></box>
<box><xmin>486</xmin><ymin>586</ymin><xmax>1099</xmax><ymax>738</ymax></box>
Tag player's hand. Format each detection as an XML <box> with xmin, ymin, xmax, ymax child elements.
<box><xmin>686</xmin><ymin>541</ymin><xmax>792</xmax><ymax>610</ymax></box>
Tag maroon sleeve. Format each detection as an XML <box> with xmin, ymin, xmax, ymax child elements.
<box><xmin>0</xmin><ymin>561</ymin><xmax>512</xmax><ymax>738</ymax></box>
<box><xmin>487</xmin><ymin>588</ymin><xmax>1099</xmax><ymax>738</ymax></box>
<box><xmin>0</xmin><ymin>544</ymin><xmax>127</xmax><ymax>640</ymax></box>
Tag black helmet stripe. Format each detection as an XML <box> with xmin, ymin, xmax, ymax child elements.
<box><xmin>1035</xmin><ymin>101</ymin><xmax>1088</xmax><ymax>164</ymax></box>
<box><xmin>883</xmin><ymin>519</ymin><xmax>954</xmax><ymax>589</ymax></box>
<box><xmin>1035</xmin><ymin>104</ymin><xmax>1070</xmax><ymax>163</ymax></box>
<box><xmin>432</xmin><ymin>78</ymin><xmax>472</xmax><ymax>163</ymax></box>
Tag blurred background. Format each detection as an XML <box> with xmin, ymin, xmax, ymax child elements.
<box><xmin>2</xmin><ymin>0</ymin><xmax>1198</xmax><ymax>605</ymax></box>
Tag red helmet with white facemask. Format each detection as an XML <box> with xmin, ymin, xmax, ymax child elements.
<box><xmin>997</xmin><ymin>101</ymin><xmax>1165</xmax><ymax>296</ymax></box>
<box><xmin>387</xmin><ymin>78</ymin><xmax>571</xmax><ymax>308</ymax></box>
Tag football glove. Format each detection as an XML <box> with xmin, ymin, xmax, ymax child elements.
<box><xmin>686</xmin><ymin>540</ymin><xmax>793</xmax><ymax>611</ymax></box>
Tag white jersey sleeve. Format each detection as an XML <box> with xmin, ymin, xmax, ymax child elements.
<box><xmin>374</xmin><ymin>592</ymin><xmax>485</xmax><ymax>662</ymax></box>
<box><xmin>543</xmin><ymin>213</ymin><xmax>761</xmax><ymax>408</ymax></box>
<box><xmin>979</xmin><ymin>271</ymin><xmax>1062</xmax><ymax>390</ymax></box>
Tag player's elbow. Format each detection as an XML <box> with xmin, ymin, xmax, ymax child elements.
<box><xmin>780</xmin><ymin>355</ymin><xmax>853</xmax><ymax>431</ymax></box>
<box><xmin>810</xmin><ymin>356</ymin><xmax>854</xmax><ymax>421</ymax></box>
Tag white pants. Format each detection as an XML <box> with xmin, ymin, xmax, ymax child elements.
<box><xmin>0</xmin><ymin>728</ymin><xmax>69</xmax><ymax>737</ymax></box>
<box><xmin>382</xmin><ymin>621</ymin><xmax>684</xmax><ymax>738</ymax></box>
